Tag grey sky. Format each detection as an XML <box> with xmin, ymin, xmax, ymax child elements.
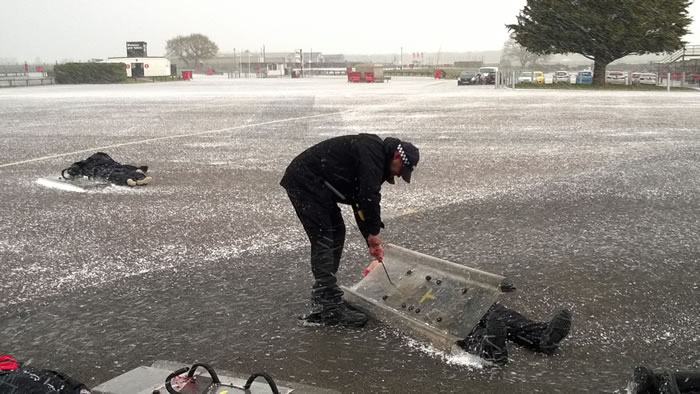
<box><xmin>1</xmin><ymin>0</ymin><xmax>698</xmax><ymax>63</ymax></box>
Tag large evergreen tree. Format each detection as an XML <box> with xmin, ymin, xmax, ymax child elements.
<box><xmin>166</xmin><ymin>33</ymin><xmax>219</xmax><ymax>68</ymax></box>
<box><xmin>507</xmin><ymin>0</ymin><xmax>693</xmax><ymax>84</ymax></box>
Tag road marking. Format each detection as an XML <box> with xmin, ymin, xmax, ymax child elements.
<box><xmin>0</xmin><ymin>110</ymin><xmax>352</xmax><ymax>169</ymax></box>
<box><xmin>36</xmin><ymin>178</ymin><xmax>86</xmax><ymax>193</ymax></box>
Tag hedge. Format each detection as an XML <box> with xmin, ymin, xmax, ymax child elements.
<box><xmin>54</xmin><ymin>63</ymin><xmax>127</xmax><ymax>84</ymax></box>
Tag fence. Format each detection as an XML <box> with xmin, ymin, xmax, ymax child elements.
<box><xmin>0</xmin><ymin>77</ymin><xmax>54</xmax><ymax>88</ymax></box>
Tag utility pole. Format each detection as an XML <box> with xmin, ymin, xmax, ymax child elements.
<box><xmin>310</xmin><ymin>47</ymin><xmax>312</xmax><ymax>77</ymax></box>
<box><xmin>233</xmin><ymin>48</ymin><xmax>236</xmax><ymax>78</ymax></box>
<box><xmin>400</xmin><ymin>47</ymin><xmax>403</xmax><ymax>70</ymax></box>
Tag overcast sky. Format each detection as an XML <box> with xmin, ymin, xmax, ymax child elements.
<box><xmin>1</xmin><ymin>0</ymin><xmax>698</xmax><ymax>63</ymax></box>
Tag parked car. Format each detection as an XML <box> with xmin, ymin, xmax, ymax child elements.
<box><xmin>534</xmin><ymin>71</ymin><xmax>545</xmax><ymax>84</ymax></box>
<box><xmin>553</xmin><ymin>71</ymin><xmax>571</xmax><ymax>83</ymax></box>
<box><xmin>479</xmin><ymin>67</ymin><xmax>498</xmax><ymax>85</ymax></box>
<box><xmin>606</xmin><ymin>71</ymin><xmax>628</xmax><ymax>85</ymax></box>
<box><xmin>457</xmin><ymin>70</ymin><xmax>477</xmax><ymax>86</ymax></box>
<box><xmin>631</xmin><ymin>72</ymin><xmax>643</xmax><ymax>84</ymax></box>
<box><xmin>479</xmin><ymin>66</ymin><xmax>498</xmax><ymax>75</ymax></box>
<box><xmin>637</xmin><ymin>73</ymin><xmax>658</xmax><ymax>85</ymax></box>
<box><xmin>518</xmin><ymin>71</ymin><xmax>534</xmax><ymax>83</ymax></box>
<box><xmin>576</xmin><ymin>71</ymin><xmax>593</xmax><ymax>84</ymax></box>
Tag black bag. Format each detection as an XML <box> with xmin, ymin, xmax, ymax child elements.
<box><xmin>0</xmin><ymin>355</ymin><xmax>90</xmax><ymax>394</ymax></box>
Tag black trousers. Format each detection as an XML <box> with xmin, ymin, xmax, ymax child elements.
<box><xmin>464</xmin><ymin>303</ymin><xmax>549</xmax><ymax>353</ymax></box>
<box><xmin>287</xmin><ymin>188</ymin><xmax>346</xmax><ymax>308</ymax></box>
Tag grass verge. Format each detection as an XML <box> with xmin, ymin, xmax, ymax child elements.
<box><xmin>514</xmin><ymin>83</ymin><xmax>696</xmax><ymax>91</ymax></box>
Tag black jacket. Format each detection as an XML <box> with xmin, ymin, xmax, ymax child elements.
<box><xmin>281</xmin><ymin>134</ymin><xmax>399</xmax><ymax>238</ymax></box>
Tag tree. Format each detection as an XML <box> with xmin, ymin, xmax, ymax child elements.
<box><xmin>166</xmin><ymin>33</ymin><xmax>219</xmax><ymax>68</ymax></box>
<box><xmin>507</xmin><ymin>0</ymin><xmax>692</xmax><ymax>85</ymax></box>
<box><xmin>501</xmin><ymin>37</ymin><xmax>548</xmax><ymax>68</ymax></box>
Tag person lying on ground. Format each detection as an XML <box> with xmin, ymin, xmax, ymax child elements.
<box><xmin>62</xmin><ymin>152</ymin><xmax>151</xmax><ymax>187</ymax></box>
<box><xmin>364</xmin><ymin>260</ymin><xmax>572</xmax><ymax>365</ymax></box>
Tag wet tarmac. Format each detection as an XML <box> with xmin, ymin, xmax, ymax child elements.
<box><xmin>0</xmin><ymin>76</ymin><xmax>699</xmax><ymax>393</ymax></box>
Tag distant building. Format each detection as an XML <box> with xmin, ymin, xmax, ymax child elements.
<box><xmin>101</xmin><ymin>41</ymin><xmax>172</xmax><ymax>77</ymax></box>
<box><xmin>191</xmin><ymin>51</ymin><xmax>350</xmax><ymax>77</ymax></box>
<box><xmin>454</xmin><ymin>61</ymin><xmax>484</xmax><ymax>69</ymax></box>
<box><xmin>101</xmin><ymin>57</ymin><xmax>170</xmax><ymax>77</ymax></box>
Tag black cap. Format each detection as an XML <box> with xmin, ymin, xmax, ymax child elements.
<box><xmin>397</xmin><ymin>142</ymin><xmax>419</xmax><ymax>183</ymax></box>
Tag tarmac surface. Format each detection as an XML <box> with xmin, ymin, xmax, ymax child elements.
<box><xmin>0</xmin><ymin>76</ymin><xmax>699</xmax><ymax>393</ymax></box>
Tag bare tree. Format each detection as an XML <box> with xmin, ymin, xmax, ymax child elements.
<box><xmin>501</xmin><ymin>37</ymin><xmax>547</xmax><ymax>67</ymax></box>
<box><xmin>166</xmin><ymin>33</ymin><xmax>219</xmax><ymax>68</ymax></box>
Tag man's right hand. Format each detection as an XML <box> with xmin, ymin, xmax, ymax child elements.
<box><xmin>367</xmin><ymin>234</ymin><xmax>383</xmax><ymax>262</ymax></box>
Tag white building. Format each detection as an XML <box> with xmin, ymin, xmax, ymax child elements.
<box><xmin>100</xmin><ymin>57</ymin><xmax>171</xmax><ymax>78</ymax></box>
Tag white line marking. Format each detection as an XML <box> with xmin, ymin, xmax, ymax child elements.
<box><xmin>36</xmin><ymin>178</ymin><xmax>86</xmax><ymax>193</ymax></box>
<box><xmin>0</xmin><ymin>110</ymin><xmax>352</xmax><ymax>169</ymax></box>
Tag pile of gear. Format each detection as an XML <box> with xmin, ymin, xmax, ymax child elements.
<box><xmin>61</xmin><ymin>152</ymin><xmax>151</xmax><ymax>187</ymax></box>
<box><xmin>0</xmin><ymin>354</ymin><xmax>91</xmax><ymax>393</ymax></box>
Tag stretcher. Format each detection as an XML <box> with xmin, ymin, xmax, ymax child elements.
<box><xmin>341</xmin><ymin>244</ymin><xmax>515</xmax><ymax>354</ymax></box>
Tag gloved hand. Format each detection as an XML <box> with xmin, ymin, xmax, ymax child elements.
<box><xmin>367</xmin><ymin>234</ymin><xmax>383</xmax><ymax>262</ymax></box>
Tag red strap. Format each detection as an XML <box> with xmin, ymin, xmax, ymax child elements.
<box><xmin>0</xmin><ymin>354</ymin><xmax>18</xmax><ymax>371</ymax></box>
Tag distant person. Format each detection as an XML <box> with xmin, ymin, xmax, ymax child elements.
<box><xmin>363</xmin><ymin>261</ymin><xmax>572</xmax><ymax>365</ymax></box>
<box><xmin>281</xmin><ymin>134</ymin><xmax>419</xmax><ymax>328</ymax></box>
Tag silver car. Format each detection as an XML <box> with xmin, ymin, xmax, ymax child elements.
<box><xmin>606</xmin><ymin>71</ymin><xmax>628</xmax><ymax>85</ymax></box>
<box><xmin>553</xmin><ymin>71</ymin><xmax>570</xmax><ymax>83</ymax></box>
<box><xmin>518</xmin><ymin>72</ymin><xmax>534</xmax><ymax>83</ymax></box>
<box><xmin>638</xmin><ymin>73</ymin><xmax>657</xmax><ymax>85</ymax></box>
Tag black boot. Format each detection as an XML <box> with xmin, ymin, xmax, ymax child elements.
<box><xmin>337</xmin><ymin>302</ymin><xmax>369</xmax><ymax>327</ymax></box>
<box><xmin>300</xmin><ymin>302</ymin><xmax>368</xmax><ymax>328</ymax></box>
<box><xmin>301</xmin><ymin>286</ymin><xmax>367</xmax><ymax>328</ymax></box>
<box><xmin>540</xmin><ymin>309</ymin><xmax>572</xmax><ymax>354</ymax></box>
<box><xmin>630</xmin><ymin>365</ymin><xmax>660</xmax><ymax>394</ymax></box>
<box><xmin>659</xmin><ymin>371</ymin><xmax>681</xmax><ymax>394</ymax></box>
<box><xmin>480</xmin><ymin>314</ymin><xmax>508</xmax><ymax>365</ymax></box>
